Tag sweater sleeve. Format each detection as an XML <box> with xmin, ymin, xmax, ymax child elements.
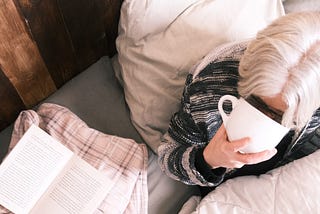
<box><xmin>158</xmin><ymin>75</ymin><xmax>227</xmax><ymax>186</ymax></box>
<box><xmin>158</xmin><ymin>42</ymin><xmax>245</xmax><ymax>186</ymax></box>
<box><xmin>158</xmin><ymin>133</ymin><xmax>226</xmax><ymax>186</ymax></box>
<box><xmin>194</xmin><ymin>148</ymin><xmax>226</xmax><ymax>184</ymax></box>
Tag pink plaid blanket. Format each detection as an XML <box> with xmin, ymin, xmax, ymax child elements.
<box><xmin>0</xmin><ymin>103</ymin><xmax>148</xmax><ymax>214</ymax></box>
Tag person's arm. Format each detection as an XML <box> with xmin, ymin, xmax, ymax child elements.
<box><xmin>158</xmin><ymin>45</ymin><xmax>277</xmax><ymax>186</ymax></box>
<box><xmin>158</xmin><ymin>74</ymin><xmax>227</xmax><ymax>187</ymax></box>
<box><xmin>158</xmin><ymin>122</ymin><xmax>226</xmax><ymax>187</ymax></box>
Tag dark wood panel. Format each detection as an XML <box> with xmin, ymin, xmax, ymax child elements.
<box><xmin>0</xmin><ymin>69</ymin><xmax>25</xmax><ymax>130</ymax></box>
<box><xmin>0</xmin><ymin>0</ymin><xmax>56</xmax><ymax>107</ymax></box>
<box><xmin>14</xmin><ymin>0</ymin><xmax>80</xmax><ymax>87</ymax></box>
<box><xmin>104</xmin><ymin>0</ymin><xmax>123</xmax><ymax>57</ymax></box>
<box><xmin>58</xmin><ymin>0</ymin><xmax>109</xmax><ymax>70</ymax></box>
<box><xmin>14</xmin><ymin>0</ymin><xmax>122</xmax><ymax>86</ymax></box>
<box><xmin>0</xmin><ymin>0</ymin><xmax>123</xmax><ymax>131</ymax></box>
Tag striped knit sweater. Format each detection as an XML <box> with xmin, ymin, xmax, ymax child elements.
<box><xmin>158</xmin><ymin>41</ymin><xmax>320</xmax><ymax>187</ymax></box>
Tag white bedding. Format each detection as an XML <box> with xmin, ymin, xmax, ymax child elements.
<box><xmin>179</xmin><ymin>150</ymin><xmax>320</xmax><ymax>213</ymax></box>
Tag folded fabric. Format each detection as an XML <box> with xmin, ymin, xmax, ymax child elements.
<box><xmin>178</xmin><ymin>149</ymin><xmax>320</xmax><ymax>213</ymax></box>
<box><xmin>1</xmin><ymin>103</ymin><xmax>148</xmax><ymax>214</ymax></box>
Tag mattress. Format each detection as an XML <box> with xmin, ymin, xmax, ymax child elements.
<box><xmin>0</xmin><ymin>56</ymin><xmax>198</xmax><ymax>213</ymax></box>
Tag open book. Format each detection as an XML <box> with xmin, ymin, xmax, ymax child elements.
<box><xmin>0</xmin><ymin>124</ymin><xmax>112</xmax><ymax>214</ymax></box>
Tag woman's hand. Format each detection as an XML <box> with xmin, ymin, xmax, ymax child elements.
<box><xmin>203</xmin><ymin>125</ymin><xmax>277</xmax><ymax>169</ymax></box>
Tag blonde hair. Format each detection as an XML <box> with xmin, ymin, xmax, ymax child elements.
<box><xmin>238</xmin><ymin>11</ymin><xmax>320</xmax><ymax>131</ymax></box>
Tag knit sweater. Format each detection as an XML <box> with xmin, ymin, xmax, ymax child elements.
<box><xmin>158</xmin><ymin>41</ymin><xmax>320</xmax><ymax>187</ymax></box>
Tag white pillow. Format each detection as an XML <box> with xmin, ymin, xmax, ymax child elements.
<box><xmin>117</xmin><ymin>0</ymin><xmax>199</xmax><ymax>42</ymax></box>
<box><xmin>116</xmin><ymin>0</ymin><xmax>285</xmax><ymax>152</ymax></box>
<box><xmin>190</xmin><ymin>150</ymin><xmax>320</xmax><ymax>213</ymax></box>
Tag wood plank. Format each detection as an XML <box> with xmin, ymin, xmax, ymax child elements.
<box><xmin>56</xmin><ymin>0</ymin><xmax>122</xmax><ymax>69</ymax></box>
<box><xmin>0</xmin><ymin>0</ymin><xmax>56</xmax><ymax>107</ymax></box>
<box><xmin>14</xmin><ymin>0</ymin><xmax>122</xmax><ymax>85</ymax></box>
<box><xmin>57</xmin><ymin>0</ymin><xmax>108</xmax><ymax>70</ymax></box>
<box><xmin>104</xmin><ymin>0</ymin><xmax>123</xmax><ymax>57</ymax></box>
<box><xmin>14</xmin><ymin>0</ymin><xmax>80</xmax><ymax>87</ymax></box>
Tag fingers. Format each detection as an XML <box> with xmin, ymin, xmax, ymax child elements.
<box><xmin>226</xmin><ymin>137</ymin><xmax>251</xmax><ymax>152</ymax></box>
<box><xmin>223</xmin><ymin>137</ymin><xmax>277</xmax><ymax>167</ymax></box>
<box><xmin>226</xmin><ymin>137</ymin><xmax>278</xmax><ymax>166</ymax></box>
<box><xmin>236</xmin><ymin>148</ymin><xmax>278</xmax><ymax>165</ymax></box>
<box><xmin>205</xmin><ymin>125</ymin><xmax>278</xmax><ymax>169</ymax></box>
<box><xmin>223</xmin><ymin>149</ymin><xmax>277</xmax><ymax>169</ymax></box>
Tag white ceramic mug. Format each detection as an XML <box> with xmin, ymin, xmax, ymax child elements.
<box><xmin>218</xmin><ymin>95</ymin><xmax>290</xmax><ymax>153</ymax></box>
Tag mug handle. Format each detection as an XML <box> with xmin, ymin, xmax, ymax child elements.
<box><xmin>218</xmin><ymin>95</ymin><xmax>239</xmax><ymax>125</ymax></box>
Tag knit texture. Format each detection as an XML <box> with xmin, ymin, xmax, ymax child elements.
<box><xmin>158</xmin><ymin>40</ymin><xmax>320</xmax><ymax>187</ymax></box>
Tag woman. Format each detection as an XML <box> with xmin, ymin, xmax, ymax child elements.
<box><xmin>158</xmin><ymin>11</ymin><xmax>320</xmax><ymax>197</ymax></box>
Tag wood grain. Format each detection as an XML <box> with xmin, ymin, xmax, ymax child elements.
<box><xmin>0</xmin><ymin>0</ymin><xmax>122</xmax><ymax>131</ymax></box>
<box><xmin>14</xmin><ymin>0</ymin><xmax>123</xmax><ymax>86</ymax></box>
<box><xmin>14</xmin><ymin>0</ymin><xmax>80</xmax><ymax>87</ymax></box>
<box><xmin>0</xmin><ymin>0</ymin><xmax>56</xmax><ymax>108</ymax></box>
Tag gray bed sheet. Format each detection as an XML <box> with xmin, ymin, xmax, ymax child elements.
<box><xmin>0</xmin><ymin>56</ymin><xmax>198</xmax><ymax>214</ymax></box>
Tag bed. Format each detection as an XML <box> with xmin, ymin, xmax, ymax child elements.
<box><xmin>0</xmin><ymin>0</ymin><xmax>320</xmax><ymax>213</ymax></box>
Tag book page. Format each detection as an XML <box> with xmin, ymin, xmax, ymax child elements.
<box><xmin>0</xmin><ymin>125</ymin><xmax>73</xmax><ymax>214</ymax></box>
<box><xmin>31</xmin><ymin>155</ymin><xmax>113</xmax><ymax>214</ymax></box>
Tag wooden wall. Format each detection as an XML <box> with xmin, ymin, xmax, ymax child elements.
<box><xmin>0</xmin><ymin>0</ymin><xmax>122</xmax><ymax>131</ymax></box>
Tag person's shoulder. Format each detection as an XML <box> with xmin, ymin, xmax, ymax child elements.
<box><xmin>191</xmin><ymin>39</ymin><xmax>250</xmax><ymax>78</ymax></box>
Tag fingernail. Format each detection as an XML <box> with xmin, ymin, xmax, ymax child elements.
<box><xmin>271</xmin><ymin>148</ymin><xmax>277</xmax><ymax>154</ymax></box>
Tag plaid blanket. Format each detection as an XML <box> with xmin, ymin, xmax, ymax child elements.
<box><xmin>0</xmin><ymin>103</ymin><xmax>148</xmax><ymax>214</ymax></box>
